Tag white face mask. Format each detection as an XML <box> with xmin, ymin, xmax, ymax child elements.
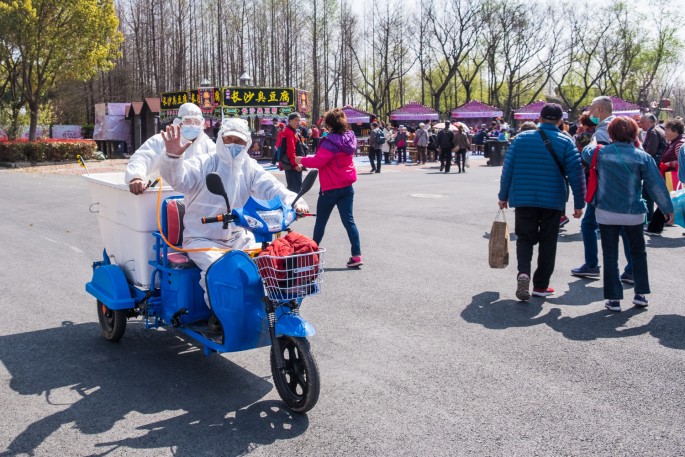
<box><xmin>181</xmin><ymin>125</ymin><xmax>202</xmax><ymax>140</ymax></box>
<box><xmin>225</xmin><ymin>144</ymin><xmax>243</xmax><ymax>158</ymax></box>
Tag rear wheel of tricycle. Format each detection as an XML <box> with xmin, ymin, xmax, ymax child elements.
<box><xmin>96</xmin><ymin>300</ymin><xmax>127</xmax><ymax>342</ymax></box>
<box><xmin>270</xmin><ymin>336</ymin><xmax>320</xmax><ymax>413</ymax></box>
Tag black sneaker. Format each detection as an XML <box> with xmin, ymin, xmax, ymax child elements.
<box><xmin>571</xmin><ymin>264</ymin><xmax>600</xmax><ymax>278</ymax></box>
<box><xmin>605</xmin><ymin>300</ymin><xmax>621</xmax><ymax>312</ymax></box>
<box><xmin>620</xmin><ymin>272</ymin><xmax>634</xmax><ymax>285</ymax></box>
<box><xmin>633</xmin><ymin>294</ymin><xmax>649</xmax><ymax>308</ymax></box>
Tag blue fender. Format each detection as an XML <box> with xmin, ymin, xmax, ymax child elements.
<box><xmin>275</xmin><ymin>309</ymin><xmax>316</xmax><ymax>337</ymax></box>
<box><xmin>85</xmin><ymin>265</ymin><xmax>134</xmax><ymax>310</ymax></box>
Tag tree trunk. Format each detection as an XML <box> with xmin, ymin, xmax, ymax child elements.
<box><xmin>28</xmin><ymin>101</ymin><xmax>39</xmax><ymax>141</ymax></box>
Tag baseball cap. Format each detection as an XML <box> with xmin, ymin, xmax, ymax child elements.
<box><xmin>540</xmin><ymin>103</ymin><xmax>564</xmax><ymax>121</ymax></box>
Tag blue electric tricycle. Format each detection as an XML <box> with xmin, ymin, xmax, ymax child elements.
<box><xmin>86</xmin><ymin>171</ymin><xmax>324</xmax><ymax>413</ymax></box>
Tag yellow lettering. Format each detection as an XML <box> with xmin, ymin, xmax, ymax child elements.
<box><xmin>279</xmin><ymin>91</ymin><xmax>290</xmax><ymax>103</ymax></box>
<box><xmin>243</xmin><ymin>91</ymin><xmax>255</xmax><ymax>104</ymax></box>
<box><xmin>231</xmin><ymin>90</ymin><xmax>242</xmax><ymax>104</ymax></box>
<box><xmin>268</xmin><ymin>91</ymin><xmax>278</xmax><ymax>102</ymax></box>
<box><xmin>256</xmin><ymin>91</ymin><xmax>267</xmax><ymax>103</ymax></box>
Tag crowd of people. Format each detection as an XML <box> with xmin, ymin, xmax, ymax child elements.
<box><xmin>123</xmin><ymin>96</ymin><xmax>684</xmax><ymax>317</ymax></box>
<box><xmin>499</xmin><ymin>97</ymin><xmax>682</xmax><ymax>312</ymax></box>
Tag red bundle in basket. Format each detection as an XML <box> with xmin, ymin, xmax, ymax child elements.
<box><xmin>257</xmin><ymin>232</ymin><xmax>319</xmax><ymax>289</ymax></box>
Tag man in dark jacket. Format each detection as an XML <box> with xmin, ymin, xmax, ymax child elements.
<box><xmin>437</xmin><ymin>123</ymin><xmax>455</xmax><ymax>172</ymax></box>
<box><xmin>498</xmin><ymin>103</ymin><xmax>586</xmax><ymax>301</ymax></box>
<box><xmin>640</xmin><ymin>113</ymin><xmax>666</xmax><ymax>222</ymax></box>
<box><xmin>280</xmin><ymin>112</ymin><xmax>305</xmax><ymax>192</ymax></box>
<box><xmin>368</xmin><ymin>122</ymin><xmax>382</xmax><ymax>173</ymax></box>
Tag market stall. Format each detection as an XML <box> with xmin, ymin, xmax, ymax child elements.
<box><xmin>160</xmin><ymin>85</ymin><xmax>311</xmax><ymax>158</ymax></box>
<box><xmin>341</xmin><ymin>105</ymin><xmax>377</xmax><ymax>136</ymax></box>
<box><xmin>514</xmin><ymin>100</ymin><xmax>568</xmax><ymax>122</ymax></box>
<box><xmin>450</xmin><ymin>100</ymin><xmax>503</xmax><ymax>129</ymax></box>
<box><xmin>389</xmin><ymin>102</ymin><xmax>440</xmax><ymax>129</ymax></box>
<box><xmin>608</xmin><ymin>96</ymin><xmax>641</xmax><ymax>117</ymax></box>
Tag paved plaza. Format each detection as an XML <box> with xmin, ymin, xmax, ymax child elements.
<box><xmin>1</xmin><ymin>160</ymin><xmax>684</xmax><ymax>456</ymax></box>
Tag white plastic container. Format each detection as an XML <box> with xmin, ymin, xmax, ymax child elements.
<box><xmin>83</xmin><ymin>173</ymin><xmax>178</xmax><ymax>288</ymax></box>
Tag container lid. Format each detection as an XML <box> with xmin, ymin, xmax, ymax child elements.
<box><xmin>81</xmin><ymin>172</ymin><xmax>174</xmax><ymax>192</ymax></box>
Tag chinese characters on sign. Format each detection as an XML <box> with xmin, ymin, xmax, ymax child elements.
<box><xmin>160</xmin><ymin>87</ymin><xmax>306</xmax><ymax>121</ymax></box>
<box><xmin>160</xmin><ymin>91</ymin><xmax>190</xmax><ymax>110</ymax></box>
<box><xmin>223</xmin><ymin>87</ymin><xmax>294</xmax><ymax>108</ymax></box>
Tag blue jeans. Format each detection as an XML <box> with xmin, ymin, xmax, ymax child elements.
<box><xmin>312</xmin><ymin>186</ymin><xmax>361</xmax><ymax>256</ymax></box>
<box><xmin>599</xmin><ymin>224</ymin><xmax>650</xmax><ymax>300</ymax></box>
<box><xmin>582</xmin><ymin>204</ymin><xmax>633</xmax><ymax>274</ymax></box>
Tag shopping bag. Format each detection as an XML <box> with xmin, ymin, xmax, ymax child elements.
<box><xmin>665</xmin><ymin>171</ymin><xmax>679</xmax><ymax>192</ymax></box>
<box><xmin>465</xmin><ymin>150</ymin><xmax>471</xmax><ymax>168</ymax></box>
<box><xmin>672</xmin><ymin>183</ymin><xmax>685</xmax><ymax>228</ymax></box>
<box><xmin>488</xmin><ymin>210</ymin><xmax>510</xmax><ymax>269</ymax></box>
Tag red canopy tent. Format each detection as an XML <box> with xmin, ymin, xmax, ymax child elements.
<box><xmin>514</xmin><ymin>100</ymin><xmax>568</xmax><ymax>121</ymax></box>
<box><xmin>389</xmin><ymin>102</ymin><xmax>439</xmax><ymax>127</ymax></box>
<box><xmin>450</xmin><ymin>100</ymin><xmax>503</xmax><ymax>127</ymax></box>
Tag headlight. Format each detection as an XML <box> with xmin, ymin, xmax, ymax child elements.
<box><xmin>244</xmin><ymin>215</ymin><xmax>264</xmax><ymax>229</ymax></box>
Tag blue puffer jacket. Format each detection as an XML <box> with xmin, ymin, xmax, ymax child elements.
<box><xmin>498</xmin><ymin>123</ymin><xmax>586</xmax><ymax>211</ymax></box>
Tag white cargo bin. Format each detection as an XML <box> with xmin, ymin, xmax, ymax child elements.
<box><xmin>83</xmin><ymin>173</ymin><xmax>178</xmax><ymax>287</ymax></box>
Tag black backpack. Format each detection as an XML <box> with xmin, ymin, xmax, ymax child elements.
<box><xmin>376</xmin><ymin>129</ymin><xmax>386</xmax><ymax>145</ymax></box>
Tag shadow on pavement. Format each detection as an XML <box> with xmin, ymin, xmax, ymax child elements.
<box><xmin>461</xmin><ymin>291</ymin><xmax>685</xmax><ymax>348</ymax></box>
<box><xmin>0</xmin><ymin>321</ymin><xmax>307</xmax><ymax>456</ymax></box>
<box><xmin>546</xmin><ymin>278</ymin><xmax>601</xmax><ymax>307</ymax></box>
<box><xmin>645</xmin><ymin>236</ymin><xmax>685</xmax><ymax>249</ymax></box>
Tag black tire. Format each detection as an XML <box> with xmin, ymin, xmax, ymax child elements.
<box><xmin>270</xmin><ymin>336</ymin><xmax>320</xmax><ymax>413</ymax></box>
<box><xmin>96</xmin><ymin>300</ymin><xmax>127</xmax><ymax>342</ymax></box>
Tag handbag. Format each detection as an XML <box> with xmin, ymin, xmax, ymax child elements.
<box><xmin>538</xmin><ymin>129</ymin><xmax>570</xmax><ymax>201</ymax></box>
<box><xmin>672</xmin><ymin>182</ymin><xmax>685</xmax><ymax>228</ymax></box>
<box><xmin>586</xmin><ymin>145</ymin><xmax>601</xmax><ymax>203</ymax></box>
<box><xmin>488</xmin><ymin>210</ymin><xmax>510</xmax><ymax>269</ymax></box>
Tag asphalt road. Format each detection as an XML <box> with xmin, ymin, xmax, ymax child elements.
<box><xmin>1</xmin><ymin>158</ymin><xmax>684</xmax><ymax>456</ymax></box>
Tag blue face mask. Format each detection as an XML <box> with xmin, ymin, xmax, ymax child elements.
<box><xmin>589</xmin><ymin>115</ymin><xmax>600</xmax><ymax>125</ymax></box>
<box><xmin>225</xmin><ymin>144</ymin><xmax>243</xmax><ymax>158</ymax></box>
<box><xmin>181</xmin><ymin>125</ymin><xmax>202</xmax><ymax>140</ymax></box>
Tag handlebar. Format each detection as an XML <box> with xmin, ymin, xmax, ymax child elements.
<box><xmin>201</xmin><ymin>213</ymin><xmax>232</xmax><ymax>224</ymax></box>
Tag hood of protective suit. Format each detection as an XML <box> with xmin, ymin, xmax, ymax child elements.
<box><xmin>176</xmin><ymin>103</ymin><xmax>203</xmax><ymax>120</ymax></box>
<box><xmin>216</xmin><ymin>118</ymin><xmax>252</xmax><ymax>167</ymax></box>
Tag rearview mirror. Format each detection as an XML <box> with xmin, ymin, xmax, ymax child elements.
<box><xmin>206</xmin><ymin>172</ymin><xmax>230</xmax><ymax>211</ymax></box>
<box><xmin>292</xmin><ymin>170</ymin><xmax>318</xmax><ymax>207</ymax></box>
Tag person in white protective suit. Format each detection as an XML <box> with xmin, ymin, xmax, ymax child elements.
<box><xmin>159</xmin><ymin>118</ymin><xmax>309</xmax><ymax>308</ymax></box>
<box><xmin>125</xmin><ymin>103</ymin><xmax>214</xmax><ymax>194</ymax></box>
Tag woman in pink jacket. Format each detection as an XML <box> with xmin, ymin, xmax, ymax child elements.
<box><xmin>295</xmin><ymin>108</ymin><xmax>363</xmax><ymax>268</ymax></box>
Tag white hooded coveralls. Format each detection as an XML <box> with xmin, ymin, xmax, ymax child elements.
<box><xmin>125</xmin><ymin>103</ymin><xmax>214</xmax><ymax>184</ymax></box>
<box><xmin>159</xmin><ymin>118</ymin><xmax>302</xmax><ymax>305</ymax></box>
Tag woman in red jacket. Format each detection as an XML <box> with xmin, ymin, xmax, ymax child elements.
<box><xmin>296</xmin><ymin>108</ymin><xmax>363</xmax><ymax>268</ymax></box>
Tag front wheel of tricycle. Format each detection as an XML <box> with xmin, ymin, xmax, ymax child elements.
<box><xmin>96</xmin><ymin>300</ymin><xmax>127</xmax><ymax>342</ymax></box>
<box><xmin>270</xmin><ymin>336</ymin><xmax>320</xmax><ymax>413</ymax></box>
